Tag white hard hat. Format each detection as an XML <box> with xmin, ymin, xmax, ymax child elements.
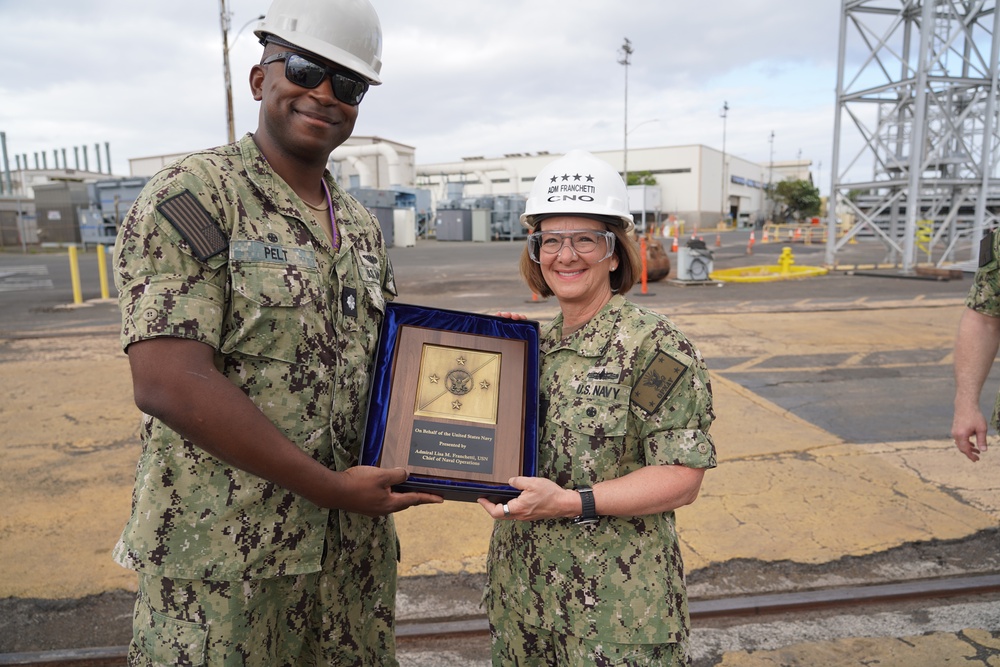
<box><xmin>521</xmin><ymin>150</ymin><xmax>634</xmax><ymax>233</ymax></box>
<box><xmin>255</xmin><ymin>0</ymin><xmax>383</xmax><ymax>85</ymax></box>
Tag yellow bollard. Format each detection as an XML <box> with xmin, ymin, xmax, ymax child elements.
<box><xmin>68</xmin><ymin>246</ymin><xmax>83</xmax><ymax>305</ymax></box>
<box><xmin>97</xmin><ymin>244</ymin><xmax>110</xmax><ymax>300</ymax></box>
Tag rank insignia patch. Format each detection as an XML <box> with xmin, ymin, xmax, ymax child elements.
<box><xmin>631</xmin><ymin>351</ymin><xmax>687</xmax><ymax>413</ymax></box>
<box><xmin>342</xmin><ymin>286</ymin><xmax>358</xmax><ymax>318</ymax></box>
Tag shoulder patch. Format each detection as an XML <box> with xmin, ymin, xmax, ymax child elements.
<box><xmin>980</xmin><ymin>230</ymin><xmax>995</xmax><ymax>268</ymax></box>
<box><xmin>631</xmin><ymin>350</ymin><xmax>688</xmax><ymax>413</ymax></box>
<box><xmin>157</xmin><ymin>191</ymin><xmax>228</xmax><ymax>261</ymax></box>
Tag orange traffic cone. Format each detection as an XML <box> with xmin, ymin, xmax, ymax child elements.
<box><xmin>671</xmin><ymin>236</ymin><xmax>679</xmax><ymax>252</ymax></box>
<box><xmin>762</xmin><ymin>228</ymin><xmax>769</xmax><ymax>243</ymax></box>
<box><xmin>715</xmin><ymin>233</ymin><xmax>722</xmax><ymax>247</ymax></box>
<box><xmin>746</xmin><ymin>231</ymin><xmax>755</xmax><ymax>255</ymax></box>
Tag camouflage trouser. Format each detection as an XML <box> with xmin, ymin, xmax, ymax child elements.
<box><xmin>992</xmin><ymin>391</ymin><xmax>1000</xmax><ymax>432</ymax></box>
<box><xmin>488</xmin><ymin>612</ymin><xmax>688</xmax><ymax>667</ymax></box>
<box><xmin>127</xmin><ymin>512</ymin><xmax>399</xmax><ymax>667</ymax></box>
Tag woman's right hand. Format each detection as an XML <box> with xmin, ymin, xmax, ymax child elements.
<box><xmin>477</xmin><ymin>476</ymin><xmax>580</xmax><ymax>521</ymax></box>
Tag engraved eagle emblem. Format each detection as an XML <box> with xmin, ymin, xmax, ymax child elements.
<box><xmin>446</xmin><ymin>369</ymin><xmax>473</xmax><ymax>395</ymax></box>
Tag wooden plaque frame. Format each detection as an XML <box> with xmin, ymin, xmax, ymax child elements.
<box><xmin>362</xmin><ymin>303</ymin><xmax>539</xmax><ymax>502</ymax></box>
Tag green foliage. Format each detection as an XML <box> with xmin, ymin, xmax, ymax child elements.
<box><xmin>773</xmin><ymin>179</ymin><xmax>821</xmax><ymax>221</ymax></box>
<box><xmin>846</xmin><ymin>188</ymin><xmax>866</xmax><ymax>203</ymax></box>
<box><xmin>626</xmin><ymin>171</ymin><xmax>658</xmax><ymax>186</ymax></box>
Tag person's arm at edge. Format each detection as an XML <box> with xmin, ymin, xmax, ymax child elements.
<box><xmin>952</xmin><ymin>306</ymin><xmax>1000</xmax><ymax>461</ymax></box>
<box><xmin>127</xmin><ymin>337</ymin><xmax>442</xmax><ymax>515</ymax></box>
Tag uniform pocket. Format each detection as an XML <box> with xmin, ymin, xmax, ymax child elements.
<box><xmin>547</xmin><ymin>386</ymin><xmax>630</xmax><ymax>438</ymax></box>
<box><xmin>229</xmin><ymin>257</ymin><xmax>321</xmax><ymax>308</ymax></box>
<box><xmin>544</xmin><ymin>389</ymin><xmax>631</xmax><ymax>481</ymax></box>
<box><xmin>132</xmin><ymin>597</ymin><xmax>207</xmax><ymax>666</ymax></box>
<box><xmin>222</xmin><ymin>244</ymin><xmax>323</xmax><ymax>363</ymax></box>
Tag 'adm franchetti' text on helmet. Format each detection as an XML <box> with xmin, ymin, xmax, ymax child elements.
<box><xmin>255</xmin><ymin>0</ymin><xmax>383</xmax><ymax>85</ymax></box>
<box><xmin>520</xmin><ymin>150</ymin><xmax>635</xmax><ymax>233</ymax></box>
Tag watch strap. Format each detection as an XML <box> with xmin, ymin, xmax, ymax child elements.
<box><xmin>573</xmin><ymin>487</ymin><xmax>598</xmax><ymax>524</ymax></box>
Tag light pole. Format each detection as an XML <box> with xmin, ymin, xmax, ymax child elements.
<box><xmin>625</xmin><ymin>118</ymin><xmax>659</xmax><ymax>179</ymax></box>
<box><xmin>629</xmin><ymin>118</ymin><xmax>660</xmax><ymax>137</ymax></box>
<box><xmin>768</xmin><ymin>130</ymin><xmax>775</xmax><ymax>221</ymax></box>
<box><xmin>220</xmin><ymin>1</ymin><xmax>265</xmax><ymax>143</ymax></box>
<box><xmin>618</xmin><ymin>38</ymin><xmax>633</xmax><ymax>186</ymax></box>
<box><xmin>720</xmin><ymin>100</ymin><xmax>729</xmax><ymax>225</ymax></box>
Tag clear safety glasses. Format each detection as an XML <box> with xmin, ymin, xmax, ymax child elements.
<box><xmin>527</xmin><ymin>230</ymin><xmax>616</xmax><ymax>263</ymax></box>
<box><xmin>260</xmin><ymin>52</ymin><xmax>370</xmax><ymax>106</ymax></box>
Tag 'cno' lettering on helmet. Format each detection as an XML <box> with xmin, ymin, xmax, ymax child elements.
<box><xmin>547</xmin><ymin>195</ymin><xmax>595</xmax><ymax>203</ymax></box>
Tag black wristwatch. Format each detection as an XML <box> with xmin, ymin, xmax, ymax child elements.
<box><xmin>572</xmin><ymin>487</ymin><xmax>599</xmax><ymax>525</ymax></box>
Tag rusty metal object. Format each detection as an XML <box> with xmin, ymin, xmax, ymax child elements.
<box><xmin>643</xmin><ymin>236</ymin><xmax>671</xmax><ymax>282</ymax></box>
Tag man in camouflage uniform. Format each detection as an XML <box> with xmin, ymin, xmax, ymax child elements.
<box><xmin>479</xmin><ymin>151</ymin><xmax>716</xmax><ymax>666</ymax></box>
<box><xmin>952</xmin><ymin>228</ymin><xmax>1000</xmax><ymax>462</ymax></box>
<box><xmin>113</xmin><ymin>2</ymin><xmax>440</xmax><ymax>664</ymax></box>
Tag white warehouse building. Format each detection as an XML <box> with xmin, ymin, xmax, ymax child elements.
<box><xmin>328</xmin><ymin>139</ymin><xmax>812</xmax><ymax>232</ymax></box>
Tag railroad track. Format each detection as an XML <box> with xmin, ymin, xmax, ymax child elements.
<box><xmin>3</xmin><ymin>574</ymin><xmax>998</xmax><ymax>666</ymax></box>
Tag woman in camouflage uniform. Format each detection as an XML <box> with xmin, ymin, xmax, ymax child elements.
<box><xmin>479</xmin><ymin>150</ymin><xmax>717</xmax><ymax>666</ymax></box>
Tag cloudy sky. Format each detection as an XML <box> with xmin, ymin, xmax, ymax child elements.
<box><xmin>0</xmin><ymin>1</ymin><xmax>846</xmax><ymax>192</ymax></box>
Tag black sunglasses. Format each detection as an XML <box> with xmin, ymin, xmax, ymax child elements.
<box><xmin>260</xmin><ymin>52</ymin><xmax>369</xmax><ymax>106</ymax></box>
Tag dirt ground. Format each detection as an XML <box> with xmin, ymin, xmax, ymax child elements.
<box><xmin>3</xmin><ymin>303</ymin><xmax>999</xmax><ymax>658</ymax></box>
<box><xmin>0</xmin><ymin>333</ymin><xmax>139</xmax><ymax>600</ymax></box>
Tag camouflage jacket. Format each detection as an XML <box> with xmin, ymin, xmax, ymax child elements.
<box><xmin>486</xmin><ymin>294</ymin><xmax>717</xmax><ymax>643</ymax></box>
<box><xmin>965</xmin><ymin>228</ymin><xmax>1000</xmax><ymax>429</ymax></box>
<box><xmin>113</xmin><ymin>134</ymin><xmax>397</xmax><ymax>580</ymax></box>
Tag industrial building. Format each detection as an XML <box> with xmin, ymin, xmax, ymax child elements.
<box><xmin>414</xmin><ymin>146</ymin><xmax>812</xmax><ymax>233</ymax></box>
<box><xmin>330</xmin><ymin>137</ymin><xmax>812</xmax><ymax>240</ymax></box>
<box><xmin>0</xmin><ymin>135</ymin><xmax>120</xmax><ymax>249</ymax></box>
<box><xmin>1</xmin><ymin>130</ymin><xmax>811</xmax><ymax>248</ymax></box>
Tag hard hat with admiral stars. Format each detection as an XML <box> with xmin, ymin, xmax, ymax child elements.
<box><xmin>521</xmin><ymin>150</ymin><xmax>635</xmax><ymax>233</ymax></box>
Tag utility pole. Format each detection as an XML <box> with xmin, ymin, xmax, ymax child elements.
<box><xmin>618</xmin><ymin>38</ymin><xmax>633</xmax><ymax>187</ymax></box>
<box><xmin>220</xmin><ymin>0</ymin><xmax>235</xmax><ymax>144</ymax></box>
<box><xmin>220</xmin><ymin>4</ymin><xmax>265</xmax><ymax>145</ymax></box>
<box><xmin>720</xmin><ymin>101</ymin><xmax>729</xmax><ymax>225</ymax></box>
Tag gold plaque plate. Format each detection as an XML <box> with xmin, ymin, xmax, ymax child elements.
<box><xmin>414</xmin><ymin>345</ymin><xmax>501</xmax><ymax>425</ymax></box>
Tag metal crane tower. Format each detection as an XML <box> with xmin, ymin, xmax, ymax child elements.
<box><xmin>828</xmin><ymin>0</ymin><xmax>1000</xmax><ymax>272</ymax></box>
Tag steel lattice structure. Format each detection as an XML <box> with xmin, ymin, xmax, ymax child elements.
<box><xmin>828</xmin><ymin>0</ymin><xmax>1000</xmax><ymax>271</ymax></box>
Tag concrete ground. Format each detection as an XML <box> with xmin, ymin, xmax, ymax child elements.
<box><xmin>1</xmin><ymin>234</ymin><xmax>998</xmax><ymax>665</ymax></box>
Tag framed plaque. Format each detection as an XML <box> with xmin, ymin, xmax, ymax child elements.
<box><xmin>362</xmin><ymin>302</ymin><xmax>540</xmax><ymax>502</ymax></box>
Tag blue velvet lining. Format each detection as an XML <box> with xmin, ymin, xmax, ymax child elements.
<box><xmin>361</xmin><ymin>302</ymin><xmax>540</xmax><ymax>499</ymax></box>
